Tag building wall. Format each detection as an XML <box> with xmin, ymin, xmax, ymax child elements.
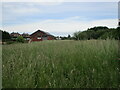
<box><xmin>31</xmin><ymin>37</ymin><xmax>42</xmax><ymax>41</ymax></box>
<box><xmin>30</xmin><ymin>31</ymin><xmax>43</xmax><ymax>41</ymax></box>
<box><xmin>47</xmin><ymin>36</ymin><xmax>54</xmax><ymax>40</ymax></box>
<box><xmin>30</xmin><ymin>31</ymin><xmax>54</xmax><ymax>41</ymax></box>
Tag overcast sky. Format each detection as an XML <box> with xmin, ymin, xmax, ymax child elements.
<box><xmin>1</xmin><ymin>2</ymin><xmax>118</xmax><ymax>36</ymax></box>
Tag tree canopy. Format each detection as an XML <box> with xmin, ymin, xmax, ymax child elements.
<box><xmin>0</xmin><ymin>30</ymin><xmax>11</xmax><ymax>41</ymax></box>
<box><xmin>73</xmin><ymin>26</ymin><xmax>120</xmax><ymax>40</ymax></box>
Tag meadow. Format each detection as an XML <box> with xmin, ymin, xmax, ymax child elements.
<box><xmin>2</xmin><ymin>40</ymin><xmax>120</xmax><ymax>88</ymax></box>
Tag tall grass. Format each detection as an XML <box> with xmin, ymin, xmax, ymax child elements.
<box><xmin>2</xmin><ymin>40</ymin><xmax>120</xmax><ymax>88</ymax></box>
<box><xmin>0</xmin><ymin>45</ymin><xmax>2</xmax><ymax>89</ymax></box>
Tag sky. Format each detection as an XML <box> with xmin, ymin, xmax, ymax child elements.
<box><xmin>1</xmin><ymin>2</ymin><xmax>119</xmax><ymax>36</ymax></box>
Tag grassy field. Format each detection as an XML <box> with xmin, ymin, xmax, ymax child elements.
<box><xmin>2</xmin><ymin>40</ymin><xmax>120</xmax><ymax>88</ymax></box>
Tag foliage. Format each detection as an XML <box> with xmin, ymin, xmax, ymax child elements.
<box><xmin>2</xmin><ymin>40</ymin><xmax>119</xmax><ymax>88</ymax></box>
<box><xmin>0</xmin><ymin>30</ymin><xmax>11</xmax><ymax>42</ymax></box>
<box><xmin>60</xmin><ymin>36</ymin><xmax>68</xmax><ymax>40</ymax></box>
<box><xmin>73</xmin><ymin>31</ymin><xmax>81</xmax><ymax>40</ymax></box>
<box><xmin>0</xmin><ymin>30</ymin><xmax>2</xmax><ymax>41</ymax></box>
<box><xmin>67</xmin><ymin>35</ymin><xmax>71</xmax><ymax>40</ymax></box>
<box><xmin>73</xmin><ymin>26</ymin><xmax>120</xmax><ymax>40</ymax></box>
<box><xmin>87</xmin><ymin>26</ymin><xmax>109</xmax><ymax>31</ymax></box>
<box><xmin>60</xmin><ymin>35</ymin><xmax>72</xmax><ymax>40</ymax></box>
<box><xmin>16</xmin><ymin>36</ymin><xmax>25</xmax><ymax>43</ymax></box>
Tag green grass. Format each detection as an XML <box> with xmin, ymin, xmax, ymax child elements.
<box><xmin>2</xmin><ymin>40</ymin><xmax>120</xmax><ymax>88</ymax></box>
<box><xmin>0</xmin><ymin>45</ymin><xmax>2</xmax><ymax>89</ymax></box>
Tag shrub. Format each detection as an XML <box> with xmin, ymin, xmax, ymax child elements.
<box><xmin>16</xmin><ymin>36</ymin><xmax>25</xmax><ymax>43</ymax></box>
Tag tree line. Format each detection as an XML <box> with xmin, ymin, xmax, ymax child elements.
<box><xmin>73</xmin><ymin>26</ymin><xmax>120</xmax><ymax>40</ymax></box>
<box><xmin>0</xmin><ymin>30</ymin><xmax>11</xmax><ymax>42</ymax></box>
<box><xmin>0</xmin><ymin>30</ymin><xmax>25</xmax><ymax>44</ymax></box>
<box><xmin>0</xmin><ymin>26</ymin><xmax>120</xmax><ymax>43</ymax></box>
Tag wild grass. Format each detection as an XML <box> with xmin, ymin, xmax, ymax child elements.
<box><xmin>0</xmin><ymin>45</ymin><xmax>2</xmax><ymax>89</ymax></box>
<box><xmin>2</xmin><ymin>40</ymin><xmax>120</xmax><ymax>88</ymax></box>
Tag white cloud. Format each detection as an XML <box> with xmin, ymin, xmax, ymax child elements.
<box><xmin>0</xmin><ymin>2</ymin><xmax>2</xmax><ymax>29</ymax></box>
<box><xmin>2</xmin><ymin>2</ymin><xmax>64</xmax><ymax>22</ymax></box>
<box><xmin>2</xmin><ymin>2</ymin><xmax>117</xmax><ymax>26</ymax></box>
<box><xmin>3</xmin><ymin>17</ymin><xmax>118</xmax><ymax>36</ymax></box>
<box><xmin>35</xmin><ymin>2</ymin><xmax>63</xmax><ymax>6</ymax></box>
<box><xmin>12</xmin><ymin>8</ymin><xmax>41</xmax><ymax>14</ymax></box>
<box><xmin>3</xmin><ymin>3</ymin><xmax>42</xmax><ymax>14</ymax></box>
<box><xmin>1</xmin><ymin>0</ymin><xmax>119</xmax><ymax>2</ymax></box>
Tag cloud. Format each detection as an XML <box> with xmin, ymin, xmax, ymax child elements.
<box><xmin>2</xmin><ymin>2</ymin><xmax>117</xmax><ymax>27</ymax></box>
<box><xmin>2</xmin><ymin>2</ymin><xmax>64</xmax><ymax>23</ymax></box>
<box><xmin>3</xmin><ymin>17</ymin><xmax>118</xmax><ymax>36</ymax></box>
<box><xmin>119</xmin><ymin>1</ymin><xmax>120</xmax><ymax>19</ymax></box>
<box><xmin>3</xmin><ymin>3</ymin><xmax>42</xmax><ymax>15</ymax></box>
<box><xmin>0</xmin><ymin>3</ymin><xmax>2</xmax><ymax>29</ymax></box>
<box><xmin>2</xmin><ymin>2</ymin><xmax>118</xmax><ymax>36</ymax></box>
<box><xmin>1</xmin><ymin>0</ymin><xmax>119</xmax><ymax>2</ymax></box>
<box><xmin>35</xmin><ymin>2</ymin><xmax>63</xmax><ymax>6</ymax></box>
<box><xmin>1</xmin><ymin>2</ymin><xmax>118</xmax><ymax>28</ymax></box>
<box><xmin>12</xmin><ymin>7</ymin><xmax>40</xmax><ymax>14</ymax></box>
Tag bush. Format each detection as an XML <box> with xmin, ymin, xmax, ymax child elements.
<box><xmin>6</xmin><ymin>41</ymin><xmax>18</xmax><ymax>44</ymax></box>
<box><xmin>16</xmin><ymin>36</ymin><xmax>25</xmax><ymax>43</ymax></box>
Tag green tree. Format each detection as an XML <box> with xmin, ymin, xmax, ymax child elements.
<box><xmin>16</xmin><ymin>36</ymin><xmax>25</xmax><ymax>43</ymax></box>
<box><xmin>73</xmin><ymin>31</ymin><xmax>81</xmax><ymax>40</ymax></box>
<box><xmin>88</xmin><ymin>26</ymin><xmax>109</xmax><ymax>31</ymax></box>
<box><xmin>1</xmin><ymin>30</ymin><xmax>11</xmax><ymax>42</ymax></box>
<box><xmin>68</xmin><ymin>34</ymin><xmax>71</xmax><ymax>40</ymax></box>
<box><xmin>73</xmin><ymin>26</ymin><xmax>119</xmax><ymax>40</ymax></box>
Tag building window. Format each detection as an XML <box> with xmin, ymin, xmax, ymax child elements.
<box><xmin>37</xmin><ymin>37</ymin><xmax>41</xmax><ymax>39</ymax></box>
<box><xmin>37</xmin><ymin>33</ymin><xmax>41</xmax><ymax>36</ymax></box>
<box><xmin>42</xmin><ymin>35</ymin><xmax>47</xmax><ymax>37</ymax></box>
<box><xmin>26</xmin><ymin>38</ymin><xmax>30</xmax><ymax>40</ymax></box>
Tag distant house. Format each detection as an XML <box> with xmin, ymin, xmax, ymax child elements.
<box><xmin>11</xmin><ymin>32</ymin><xmax>30</xmax><ymax>41</ymax></box>
<box><xmin>10</xmin><ymin>32</ymin><xmax>21</xmax><ymax>40</ymax></box>
<box><xmin>22</xmin><ymin>33</ymin><xmax>30</xmax><ymax>40</ymax></box>
<box><xmin>30</xmin><ymin>30</ymin><xmax>55</xmax><ymax>41</ymax></box>
<box><xmin>11</xmin><ymin>32</ymin><xmax>21</xmax><ymax>37</ymax></box>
